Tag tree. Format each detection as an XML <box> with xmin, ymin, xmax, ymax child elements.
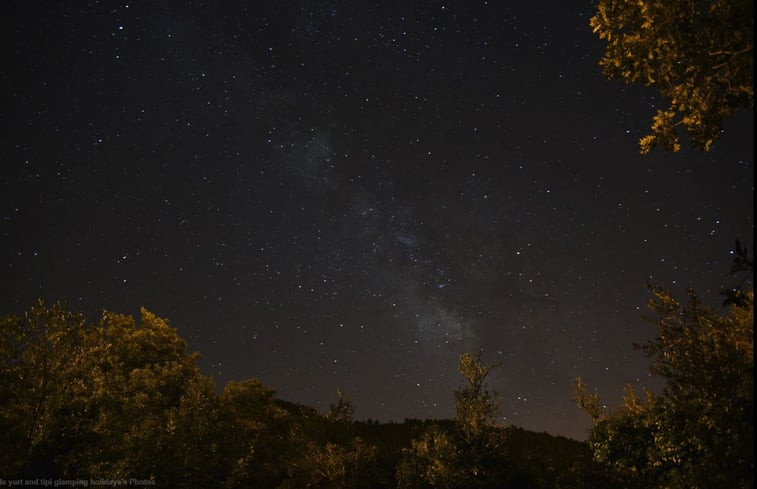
<box><xmin>590</xmin><ymin>0</ymin><xmax>753</xmax><ymax>153</ymax></box>
<box><xmin>722</xmin><ymin>239</ymin><xmax>753</xmax><ymax>306</ymax></box>
<box><xmin>397</xmin><ymin>350</ymin><xmax>506</xmax><ymax>489</ymax></box>
<box><xmin>285</xmin><ymin>437</ymin><xmax>379</xmax><ymax>489</ymax></box>
<box><xmin>328</xmin><ymin>388</ymin><xmax>356</xmax><ymax>423</ymax></box>
<box><xmin>573</xmin><ymin>376</ymin><xmax>604</xmax><ymax>425</ymax></box>
<box><xmin>640</xmin><ymin>286</ymin><xmax>753</xmax><ymax>488</ymax></box>
<box><xmin>88</xmin><ymin>308</ymin><xmax>218</xmax><ymax>484</ymax></box>
<box><xmin>576</xmin><ymin>285</ymin><xmax>754</xmax><ymax>488</ymax></box>
<box><xmin>396</xmin><ymin>425</ymin><xmax>467</xmax><ymax>489</ymax></box>
<box><xmin>577</xmin><ymin>384</ymin><xmax>661</xmax><ymax>489</ymax></box>
<box><xmin>218</xmin><ymin>378</ymin><xmax>294</xmax><ymax>488</ymax></box>
<box><xmin>454</xmin><ymin>351</ymin><xmax>505</xmax><ymax>462</ymax></box>
<box><xmin>0</xmin><ymin>301</ymin><xmax>90</xmax><ymax>476</ymax></box>
<box><xmin>0</xmin><ymin>302</ymin><xmax>220</xmax><ymax>485</ymax></box>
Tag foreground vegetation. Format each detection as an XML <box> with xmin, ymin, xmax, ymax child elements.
<box><xmin>0</xmin><ymin>303</ymin><xmax>598</xmax><ymax>487</ymax></box>
<box><xmin>576</xmin><ymin>285</ymin><xmax>753</xmax><ymax>489</ymax></box>
<box><xmin>1</xmin><ymin>254</ymin><xmax>752</xmax><ymax>487</ymax></box>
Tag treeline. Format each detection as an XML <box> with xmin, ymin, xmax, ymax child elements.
<box><xmin>1</xmin><ymin>279</ymin><xmax>753</xmax><ymax>488</ymax></box>
<box><xmin>0</xmin><ymin>303</ymin><xmax>600</xmax><ymax>488</ymax></box>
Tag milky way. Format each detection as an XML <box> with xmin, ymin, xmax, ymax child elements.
<box><xmin>3</xmin><ymin>1</ymin><xmax>752</xmax><ymax>440</ymax></box>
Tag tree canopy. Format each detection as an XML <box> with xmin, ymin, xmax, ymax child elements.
<box><xmin>576</xmin><ymin>285</ymin><xmax>754</xmax><ymax>488</ymax></box>
<box><xmin>397</xmin><ymin>350</ymin><xmax>510</xmax><ymax>489</ymax></box>
<box><xmin>0</xmin><ymin>301</ymin><xmax>621</xmax><ymax>488</ymax></box>
<box><xmin>0</xmin><ymin>302</ymin><xmax>218</xmax><ymax>484</ymax></box>
<box><xmin>590</xmin><ymin>0</ymin><xmax>753</xmax><ymax>153</ymax></box>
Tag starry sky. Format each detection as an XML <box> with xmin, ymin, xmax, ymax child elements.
<box><xmin>2</xmin><ymin>1</ymin><xmax>753</xmax><ymax>441</ymax></box>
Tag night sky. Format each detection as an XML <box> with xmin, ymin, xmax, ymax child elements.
<box><xmin>3</xmin><ymin>1</ymin><xmax>753</xmax><ymax>441</ymax></box>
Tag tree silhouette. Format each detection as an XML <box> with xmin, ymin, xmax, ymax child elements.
<box><xmin>328</xmin><ymin>388</ymin><xmax>356</xmax><ymax>423</ymax></box>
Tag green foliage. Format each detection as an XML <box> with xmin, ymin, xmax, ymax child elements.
<box><xmin>578</xmin><ymin>286</ymin><xmax>754</xmax><ymax>489</ymax></box>
<box><xmin>590</xmin><ymin>0</ymin><xmax>753</xmax><ymax>153</ymax></box>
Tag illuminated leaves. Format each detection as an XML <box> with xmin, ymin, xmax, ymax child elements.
<box><xmin>590</xmin><ymin>0</ymin><xmax>753</xmax><ymax>153</ymax></box>
<box><xmin>396</xmin><ymin>426</ymin><xmax>467</xmax><ymax>489</ymax></box>
<box><xmin>579</xmin><ymin>287</ymin><xmax>754</xmax><ymax>488</ymax></box>
<box><xmin>219</xmin><ymin>379</ymin><xmax>293</xmax><ymax>488</ymax></box>
<box><xmin>454</xmin><ymin>351</ymin><xmax>503</xmax><ymax>448</ymax></box>
<box><xmin>574</xmin><ymin>376</ymin><xmax>605</xmax><ymax>424</ymax></box>
<box><xmin>288</xmin><ymin>438</ymin><xmax>379</xmax><ymax>489</ymax></box>
<box><xmin>0</xmin><ymin>302</ymin><xmax>214</xmax><ymax>482</ymax></box>
<box><xmin>397</xmin><ymin>351</ymin><xmax>506</xmax><ymax>488</ymax></box>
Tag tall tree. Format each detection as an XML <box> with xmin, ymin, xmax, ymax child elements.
<box><xmin>577</xmin><ymin>285</ymin><xmax>754</xmax><ymax>488</ymax></box>
<box><xmin>454</xmin><ymin>351</ymin><xmax>504</xmax><ymax>461</ymax></box>
<box><xmin>590</xmin><ymin>0</ymin><xmax>753</xmax><ymax>153</ymax></box>
<box><xmin>0</xmin><ymin>301</ymin><xmax>90</xmax><ymax>476</ymax></box>
<box><xmin>397</xmin><ymin>350</ymin><xmax>506</xmax><ymax>489</ymax></box>
<box><xmin>218</xmin><ymin>378</ymin><xmax>294</xmax><ymax>488</ymax></box>
<box><xmin>0</xmin><ymin>302</ymin><xmax>219</xmax><ymax>485</ymax></box>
